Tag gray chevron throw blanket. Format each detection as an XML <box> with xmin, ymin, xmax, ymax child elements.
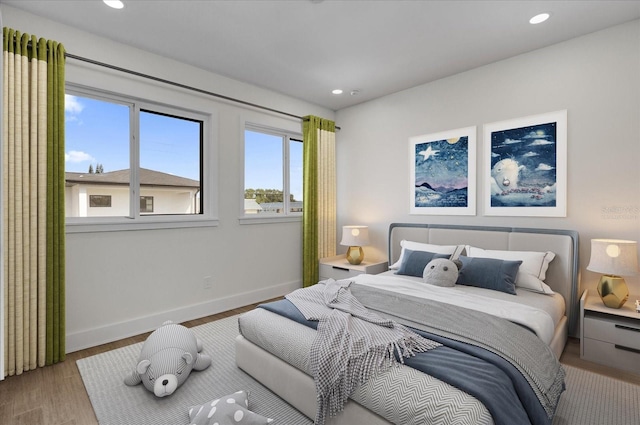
<box><xmin>285</xmin><ymin>279</ymin><xmax>441</xmax><ymax>425</ymax></box>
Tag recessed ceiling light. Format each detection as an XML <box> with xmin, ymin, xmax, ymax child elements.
<box><xmin>529</xmin><ymin>13</ymin><xmax>550</xmax><ymax>24</ymax></box>
<box><xmin>103</xmin><ymin>0</ymin><xmax>124</xmax><ymax>9</ymax></box>
<box><xmin>332</xmin><ymin>89</ymin><xmax>343</xmax><ymax>95</ymax></box>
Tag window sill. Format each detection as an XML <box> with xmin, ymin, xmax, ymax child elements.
<box><xmin>239</xmin><ymin>215</ymin><xmax>302</xmax><ymax>225</ymax></box>
<box><xmin>65</xmin><ymin>216</ymin><xmax>219</xmax><ymax>233</ymax></box>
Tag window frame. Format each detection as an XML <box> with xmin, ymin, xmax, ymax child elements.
<box><xmin>240</xmin><ymin>122</ymin><xmax>303</xmax><ymax>225</ymax></box>
<box><xmin>65</xmin><ymin>84</ymin><xmax>217</xmax><ymax>233</ymax></box>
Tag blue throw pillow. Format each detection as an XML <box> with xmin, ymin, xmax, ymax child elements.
<box><xmin>456</xmin><ymin>256</ymin><xmax>522</xmax><ymax>295</ymax></box>
<box><xmin>397</xmin><ymin>249</ymin><xmax>450</xmax><ymax>277</ymax></box>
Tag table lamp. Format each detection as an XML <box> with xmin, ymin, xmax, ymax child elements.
<box><xmin>587</xmin><ymin>239</ymin><xmax>639</xmax><ymax>308</ymax></box>
<box><xmin>340</xmin><ymin>225</ymin><xmax>370</xmax><ymax>265</ymax></box>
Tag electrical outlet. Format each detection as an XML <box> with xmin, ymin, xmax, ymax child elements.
<box><xmin>203</xmin><ymin>276</ymin><xmax>213</xmax><ymax>290</ymax></box>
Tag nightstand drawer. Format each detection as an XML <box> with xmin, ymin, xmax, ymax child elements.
<box><xmin>582</xmin><ymin>338</ymin><xmax>640</xmax><ymax>374</ymax></box>
<box><xmin>319</xmin><ymin>256</ymin><xmax>388</xmax><ymax>281</ymax></box>
<box><xmin>583</xmin><ymin>316</ymin><xmax>640</xmax><ymax>351</ymax></box>
<box><xmin>319</xmin><ymin>263</ymin><xmax>360</xmax><ymax>280</ymax></box>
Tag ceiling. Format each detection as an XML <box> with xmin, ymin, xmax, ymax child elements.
<box><xmin>4</xmin><ymin>0</ymin><xmax>640</xmax><ymax>111</ymax></box>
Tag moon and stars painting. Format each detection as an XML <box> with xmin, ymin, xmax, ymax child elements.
<box><xmin>410</xmin><ymin>126</ymin><xmax>476</xmax><ymax>215</ymax></box>
<box><xmin>484</xmin><ymin>110</ymin><xmax>567</xmax><ymax>217</ymax></box>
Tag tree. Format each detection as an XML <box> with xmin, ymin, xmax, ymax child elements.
<box><xmin>88</xmin><ymin>164</ymin><xmax>94</xmax><ymax>173</ymax></box>
<box><xmin>96</xmin><ymin>163</ymin><xmax>104</xmax><ymax>173</ymax></box>
<box><xmin>244</xmin><ymin>188</ymin><xmax>293</xmax><ymax>204</ymax></box>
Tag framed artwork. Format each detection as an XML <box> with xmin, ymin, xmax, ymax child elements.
<box><xmin>483</xmin><ymin>110</ymin><xmax>567</xmax><ymax>217</ymax></box>
<box><xmin>410</xmin><ymin>126</ymin><xmax>476</xmax><ymax>215</ymax></box>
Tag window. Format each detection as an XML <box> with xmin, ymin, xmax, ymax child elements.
<box><xmin>89</xmin><ymin>195</ymin><xmax>111</xmax><ymax>208</ymax></box>
<box><xmin>140</xmin><ymin>196</ymin><xmax>154</xmax><ymax>213</ymax></box>
<box><xmin>65</xmin><ymin>86</ymin><xmax>210</xmax><ymax>229</ymax></box>
<box><xmin>244</xmin><ymin>126</ymin><xmax>303</xmax><ymax>218</ymax></box>
<box><xmin>140</xmin><ymin>110</ymin><xmax>202</xmax><ymax>216</ymax></box>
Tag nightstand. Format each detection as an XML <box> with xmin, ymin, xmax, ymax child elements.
<box><xmin>319</xmin><ymin>255</ymin><xmax>388</xmax><ymax>281</ymax></box>
<box><xmin>580</xmin><ymin>289</ymin><xmax>640</xmax><ymax>374</ymax></box>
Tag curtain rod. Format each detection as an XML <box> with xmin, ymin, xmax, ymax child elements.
<box><xmin>64</xmin><ymin>52</ymin><xmax>339</xmax><ymax>129</ymax></box>
<box><xmin>10</xmin><ymin>35</ymin><xmax>339</xmax><ymax>128</ymax></box>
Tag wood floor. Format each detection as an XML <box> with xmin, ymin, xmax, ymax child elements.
<box><xmin>0</xmin><ymin>302</ymin><xmax>638</xmax><ymax>425</ymax></box>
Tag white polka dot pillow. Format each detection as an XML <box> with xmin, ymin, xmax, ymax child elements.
<box><xmin>188</xmin><ymin>390</ymin><xmax>273</xmax><ymax>425</ymax></box>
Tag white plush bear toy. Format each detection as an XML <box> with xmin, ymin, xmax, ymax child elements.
<box><xmin>423</xmin><ymin>258</ymin><xmax>459</xmax><ymax>287</ymax></box>
<box><xmin>124</xmin><ymin>320</ymin><xmax>212</xmax><ymax>397</ymax></box>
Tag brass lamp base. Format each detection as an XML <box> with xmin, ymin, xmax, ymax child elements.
<box><xmin>597</xmin><ymin>274</ymin><xmax>629</xmax><ymax>309</ymax></box>
<box><xmin>346</xmin><ymin>246</ymin><xmax>364</xmax><ymax>265</ymax></box>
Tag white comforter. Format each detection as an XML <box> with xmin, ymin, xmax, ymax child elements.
<box><xmin>350</xmin><ymin>273</ymin><xmax>556</xmax><ymax>345</ymax></box>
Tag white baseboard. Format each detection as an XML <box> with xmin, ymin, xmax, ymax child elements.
<box><xmin>65</xmin><ymin>280</ymin><xmax>300</xmax><ymax>353</ymax></box>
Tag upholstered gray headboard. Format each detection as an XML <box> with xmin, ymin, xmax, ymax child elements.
<box><xmin>388</xmin><ymin>223</ymin><xmax>580</xmax><ymax>336</ymax></box>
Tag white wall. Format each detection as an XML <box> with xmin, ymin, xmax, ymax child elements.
<box><xmin>1</xmin><ymin>5</ymin><xmax>334</xmax><ymax>352</ymax></box>
<box><xmin>65</xmin><ymin>185</ymin><xmax>199</xmax><ymax>217</ymax></box>
<box><xmin>336</xmin><ymin>20</ymin><xmax>640</xmax><ymax>300</ymax></box>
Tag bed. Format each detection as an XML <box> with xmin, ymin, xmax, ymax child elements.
<box><xmin>235</xmin><ymin>223</ymin><xmax>579</xmax><ymax>425</ymax></box>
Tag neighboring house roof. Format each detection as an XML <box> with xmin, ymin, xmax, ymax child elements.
<box><xmin>244</xmin><ymin>199</ymin><xmax>263</xmax><ymax>211</ymax></box>
<box><xmin>65</xmin><ymin>168</ymin><xmax>200</xmax><ymax>188</ymax></box>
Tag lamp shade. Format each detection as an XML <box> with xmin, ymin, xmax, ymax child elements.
<box><xmin>587</xmin><ymin>239</ymin><xmax>639</xmax><ymax>276</ymax></box>
<box><xmin>340</xmin><ymin>225</ymin><xmax>370</xmax><ymax>247</ymax></box>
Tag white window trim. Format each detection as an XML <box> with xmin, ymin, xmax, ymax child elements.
<box><xmin>240</xmin><ymin>122</ymin><xmax>303</xmax><ymax>224</ymax></box>
<box><xmin>65</xmin><ymin>84</ymin><xmax>219</xmax><ymax>233</ymax></box>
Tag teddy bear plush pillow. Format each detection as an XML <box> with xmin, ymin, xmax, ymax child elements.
<box><xmin>188</xmin><ymin>390</ymin><xmax>273</xmax><ymax>425</ymax></box>
<box><xmin>124</xmin><ymin>321</ymin><xmax>211</xmax><ymax>397</ymax></box>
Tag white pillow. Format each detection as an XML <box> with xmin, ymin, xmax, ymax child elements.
<box><xmin>464</xmin><ymin>246</ymin><xmax>556</xmax><ymax>294</ymax></box>
<box><xmin>515</xmin><ymin>273</ymin><xmax>555</xmax><ymax>295</ymax></box>
<box><xmin>389</xmin><ymin>240</ymin><xmax>459</xmax><ymax>269</ymax></box>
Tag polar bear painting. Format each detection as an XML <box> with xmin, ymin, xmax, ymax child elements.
<box><xmin>490</xmin><ymin>158</ymin><xmax>524</xmax><ymax>195</ymax></box>
<box><xmin>489</xmin><ymin>156</ymin><xmax>557</xmax><ymax>207</ymax></box>
<box><xmin>486</xmin><ymin>113</ymin><xmax>564</xmax><ymax>211</ymax></box>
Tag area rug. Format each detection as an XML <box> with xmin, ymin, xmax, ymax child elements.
<box><xmin>77</xmin><ymin>314</ymin><xmax>640</xmax><ymax>425</ymax></box>
<box><xmin>76</xmin><ymin>315</ymin><xmax>312</xmax><ymax>425</ymax></box>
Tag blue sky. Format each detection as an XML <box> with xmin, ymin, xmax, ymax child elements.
<box><xmin>245</xmin><ymin>130</ymin><xmax>303</xmax><ymax>201</ymax></box>
<box><xmin>65</xmin><ymin>95</ymin><xmax>131</xmax><ymax>173</ymax></box>
<box><xmin>65</xmin><ymin>94</ymin><xmax>303</xmax><ymax>200</ymax></box>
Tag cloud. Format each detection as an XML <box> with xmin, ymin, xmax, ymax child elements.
<box><xmin>503</xmin><ymin>138</ymin><xmax>522</xmax><ymax>145</ymax></box>
<box><xmin>523</xmin><ymin>131</ymin><xmax>550</xmax><ymax>139</ymax></box>
<box><xmin>65</xmin><ymin>150</ymin><xmax>95</xmax><ymax>163</ymax></box>
<box><xmin>528</xmin><ymin>139</ymin><xmax>554</xmax><ymax>146</ymax></box>
<box><xmin>522</xmin><ymin>151</ymin><xmax>538</xmax><ymax>158</ymax></box>
<box><xmin>65</xmin><ymin>95</ymin><xmax>84</xmax><ymax>114</ymax></box>
<box><xmin>65</xmin><ymin>95</ymin><xmax>84</xmax><ymax>124</ymax></box>
<box><xmin>536</xmin><ymin>163</ymin><xmax>554</xmax><ymax>171</ymax></box>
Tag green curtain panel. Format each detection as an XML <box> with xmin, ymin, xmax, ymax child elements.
<box><xmin>302</xmin><ymin>116</ymin><xmax>336</xmax><ymax>287</ymax></box>
<box><xmin>3</xmin><ymin>27</ymin><xmax>66</xmax><ymax>376</ymax></box>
